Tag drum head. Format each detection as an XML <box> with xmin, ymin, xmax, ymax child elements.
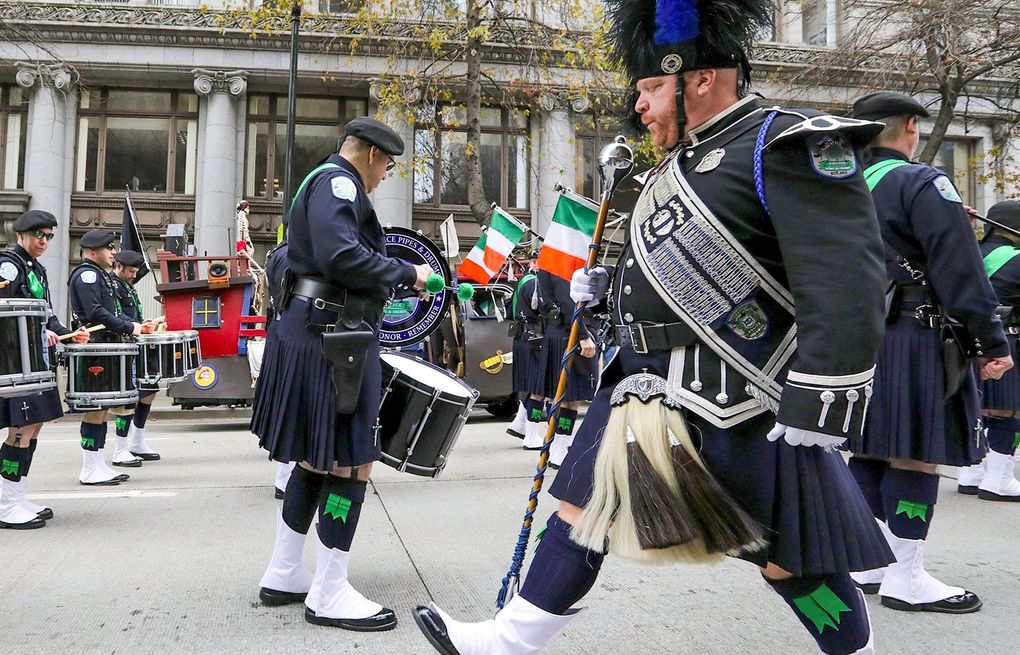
<box><xmin>380</xmin><ymin>227</ymin><xmax>451</xmax><ymax>348</ymax></box>
<box><xmin>381</xmin><ymin>351</ymin><xmax>473</xmax><ymax>398</ymax></box>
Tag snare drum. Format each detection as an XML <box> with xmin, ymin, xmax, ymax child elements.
<box><xmin>64</xmin><ymin>343</ymin><xmax>139</xmax><ymax>411</ymax></box>
<box><xmin>377</xmin><ymin>351</ymin><xmax>479</xmax><ymax>478</ymax></box>
<box><xmin>0</xmin><ymin>298</ymin><xmax>56</xmax><ymax>398</ymax></box>
<box><xmin>182</xmin><ymin>330</ymin><xmax>201</xmax><ymax>373</ymax></box>
<box><xmin>137</xmin><ymin>330</ymin><xmax>197</xmax><ymax>386</ymax></box>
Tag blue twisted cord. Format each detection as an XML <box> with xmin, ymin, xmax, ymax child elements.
<box><xmin>497</xmin><ymin>267</ymin><xmax>593</xmax><ymax>608</ymax></box>
<box><xmin>754</xmin><ymin>111</ymin><xmax>778</xmax><ymax>217</ymax></box>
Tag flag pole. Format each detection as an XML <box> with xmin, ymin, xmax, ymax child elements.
<box><xmin>124</xmin><ymin>188</ymin><xmax>155</xmax><ymax>278</ymax></box>
<box><xmin>496</xmin><ymin>137</ymin><xmax>635</xmax><ymax>608</ymax></box>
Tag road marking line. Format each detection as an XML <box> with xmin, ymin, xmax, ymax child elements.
<box><xmin>45</xmin><ymin>437</ymin><xmax>176</xmax><ymax>444</ymax></box>
<box><xmin>26</xmin><ymin>491</ymin><xmax>178</xmax><ymax>500</ymax></box>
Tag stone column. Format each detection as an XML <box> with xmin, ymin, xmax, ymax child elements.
<box><xmin>192</xmin><ymin>69</ymin><xmax>247</xmax><ymax>256</ymax></box>
<box><xmin>16</xmin><ymin>61</ymin><xmax>76</xmax><ymax>318</ymax></box>
<box><xmin>369</xmin><ymin>81</ymin><xmax>415</xmax><ymax>229</ymax></box>
<box><xmin>533</xmin><ymin>92</ymin><xmax>578</xmax><ymax>237</ymax></box>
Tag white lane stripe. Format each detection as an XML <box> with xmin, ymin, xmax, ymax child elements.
<box><xmin>26</xmin><ymin>491</ymin><xmax>178</xmax><ymax>500</ymax></box>
<box><xmin>45</xmin><ymin>437</ymin><xmax>176</xmax><ymax>444</ymax></box>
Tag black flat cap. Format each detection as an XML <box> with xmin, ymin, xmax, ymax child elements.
<box><xmin>13</xmin><ymin>210</ymin><xmax>57</xmax><ymax>233</ymax></box>
<box><xmin>114</xmin><ymin>250</ymin><xmax>145</xmax><ymax>267</ymax></box>
<box><xmin>988</xmin><ymin>201</ymin><xmax>1020</xmax><ymax>232</ymax></box>
<box><xmin>852</xmin><ymin>92</ymin><xmax>931</xmax><ymax>121</ymax></box>
<box><xmin>343</xmin><ymin>117</ymin><xmax>404</xmax><ymax>156</ymax></box>
<box><xmin>80</xmin><ymin>229</ymin><xmax>117</xmax><ymax>249</ymax></box>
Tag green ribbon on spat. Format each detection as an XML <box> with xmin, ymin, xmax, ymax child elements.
<box><xmin>793</xmin><ymin>583</ymin><xmax>852</xmax><ymax>634</ymax></box>
<box><xmin>81</xmin><ymin>437</ymin><xmax>95</xmax><ymax>449</ymax></box>
<box><xmin>323</xmin><ymin>493</ymin><xmax>352</xmax><ymax>523</ymax></box>
<box><xmin>895</xmin><ymin>500</ymin><xmax>929</xmax><ymax>522</ymax></box>
<box><xmin>1</xmin><ymin>459</ymin><xmax>19</xmax><ymax>476</ymax></box>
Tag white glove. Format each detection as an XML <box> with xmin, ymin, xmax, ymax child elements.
<box><xmin>766</xmin><ymin>423</ymin><xmax>846</xmax><ymax>449</ymax></box>
<box><xmin>570</xmin><ymin>266</ymin><xmax>610</xmax><ymax>307</ymax></box>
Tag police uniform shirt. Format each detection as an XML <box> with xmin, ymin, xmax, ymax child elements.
<box><xmin>0</xmin><ymin>244</ymin><xmax>70</xmax><ymax>336</ymax></box>
<box><xmin>286</xmin><ymin>154</ymin><xmax>415</xmax><ymax>301</ymax></box>
<box><xmin>69</xmin><ymin>260</ymin><xmax>136</xmax><ymax>335</ymax></box>
<box><xmin>612</xmin><ymin>96</ymin><xmax>888</xmax><ymax>435</ymax></box>
<box><xmin>113</xmin><ymin>276</ymin><xmax>144</xmax><ymax>323</ymax></box>
<box><xmin>538</xmin><ymin>269</ymin><xmax>593</xmax><ymax>338</ymax></box>
<box><xmin>867</xmin><ymin>146</ymin><xmax>1007</xmax><ymax>357</ymax></box>
<box><xmin>981</xmin><ymin>235</ymin><xmax>1020</xmax><ymax>309</ymax></box>
<box><xmin>264</xmin><ymin>241</ymin><xmax>289</xmax><ymax>325</ymax></box>
<box><xmin>513</xmin><ymin>274</ymin><xmax>541</xmax><ymax>322</ymax></box>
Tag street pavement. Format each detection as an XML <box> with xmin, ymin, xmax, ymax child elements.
<box><xmin>2</xmin><ymin>410</ymin><xmax>1018</xmax><ymax>654</ymax></box>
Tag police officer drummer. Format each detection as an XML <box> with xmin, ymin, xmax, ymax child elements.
<box><xmin>68</xmin><ymin>229</ymin><xmax>155</xmax><ymax>486</ymax></box>
<box><xmin>0</xmin><ymin>210</ymin><xmax>88</xmax><ymax>529</ymax></box>
<box><xmin>251</xmin><ymin>117</ymin><xmax>431</xmax><ymax>630</ymax></box>
<box><xmin>110</xmin><ymin>249</ymin><xmax>162</xmax><ymax>466</ymax></box>
<box><xmin>847</xmin><ymin>92</ymin><xmax>1012</xmax><ymax>614</ymax></box>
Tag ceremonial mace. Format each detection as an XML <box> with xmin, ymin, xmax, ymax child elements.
<box><xmin>496</xmin><ymin>137</ymin><xmax>634</xmax><ymax>608</ymax></box>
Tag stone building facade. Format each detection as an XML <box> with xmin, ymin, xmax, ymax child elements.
<box><xmin>1</xmin><ymin>0</ymin><xmax>1018</xmax><ymax>318</ymax></box>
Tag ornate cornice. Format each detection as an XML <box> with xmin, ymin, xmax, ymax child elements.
<box><xmin>14</xmin><ymin>60</ymin><xmax>74</xmax><ymax>91</ymax></box>
<box><xmin>192</xmin><ymin>68</ymin><xmax>248</xmax><ymax>96</ymax></box>
<box><xmin>538</xmin><ymin>91</ymin><xmax>590</xmax><ymax>113</ymax></box>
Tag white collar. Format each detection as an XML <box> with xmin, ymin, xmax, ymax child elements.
<box><xmin>687</xmin><ymin>96</ymin><xmax>758</xmax><ymax>146</ymax></box>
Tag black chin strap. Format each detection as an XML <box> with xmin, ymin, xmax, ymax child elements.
<box><xmin>674</xmin><ymin>81</ymin><xmax>688</xmax><ymax>143</ymax></box>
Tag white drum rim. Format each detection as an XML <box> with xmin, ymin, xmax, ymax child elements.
<box><xmin>380</xmin><ymin>352</ymin><xmax>474</xmax><ymax>398</ymax></box>
<box><xmin>64</xmin><ymin>344</ymin><xmax>139</xmax><ymax>355</ymax></box>
<box><xmin>137</xmin><ymin>332</ymin><xmax>190</xmax><ymax>344</ymax></box>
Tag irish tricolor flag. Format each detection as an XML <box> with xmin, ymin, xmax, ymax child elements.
<box><xmin>537</xmin><ymin>191</ymin><xmax>598</xmax><ymax>280</ymax></box>
<box><xmin>457</xmin><ymin>207</ymin><xmax>528</xmax><ymax>284</ymax></box>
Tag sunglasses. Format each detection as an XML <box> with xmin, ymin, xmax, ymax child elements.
<box><xmin>31</xmin><ymin>230</ymin><xmax>55</xmax><ymax>241</ymax></box>
<box><xmin>386</xmin><ymin>156</ymin><xmax>396</xmax><ymax>172</ymax></box>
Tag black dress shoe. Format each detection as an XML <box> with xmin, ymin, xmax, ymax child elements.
<box><xmin>977</xmin><ymin>489</ymin><xmax>1020</xmax><ymax>502</ymax></box>
<box><xmin>131</xmin><ymin>452</ymin><xmax>161</xmax><ymax>461</ymax></box>
<box><xmin>275</xmin><ymin>487</ymin><xmax>285</xmax><ymax>500</ymax></box>
<box><xmin>853</xmin><ymin>581</ymin><xmax>880</xmax><ymax>595</ymax></box>
<box><xmin>957</xmin><ymin>484</ymin><xmax>979</xmax><ymax>495</ymax></box>
<box><xmin>881</xmin><ymin>591</ymin><xmax>982</xmax><ymax>614</ymax></box>
<box><xmin>0</xmin><ymin>516</ymin><xmax>46</xmax><ymax>530</ymax></box>
<box><xmin>259</xmin><ymin>587</ymin><xmax>306</xmax><ymax>606</ymax></box>
<box><xmin>304</xmin><ymin>606</ymin><xmax>398</xmax><ymax>631</ymax></box>
<box><xmin>112</xmin><ymin>458</ymin><xmax>142</xmax><ymax>468</ymax></box>
<box><xmin>506</xmin><ymin>428</ymin><xmax>524</xmax><ymax>439</ymax></box>
<box><xmin>112</xmin><ymin>473</ymin><xmax>130</xmax><ymax>482</ymax></box>
<box><xmin>80</xmin><ymin>479</ymin><xmax>120</xmax><ymax>486</ymax></box>
<box><xmin>36</xmin><ymin>508</ymin><xmax>53</xmax><ymax>521</ymax></box>
<box><xmin>413</xmin><ymin>605</ymin><xmax>461</xmax><ymax>655</ymax></box>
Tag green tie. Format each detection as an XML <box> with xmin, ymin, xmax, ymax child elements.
<box><xmin>26</xmin><ymin>270</ymin><xmax>44</xmax><ymax>299</ymax></box>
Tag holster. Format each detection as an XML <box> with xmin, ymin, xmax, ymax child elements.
<box><xmin>320</xmin><ymin>299</ymin><xmax>376</xmax><ymax>415</ymax></box>
<box><xmin>940</xmin><ymin>319</ymin><xmax>971</xmax><ymax>400</ymax></box>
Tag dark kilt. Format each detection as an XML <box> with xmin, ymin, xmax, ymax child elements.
<box><xmin>550</xmin><ymin>347</ymin><xmax>894</xmax><ymax>576</ymax></box>
<box><xmin>982</xmin><ymin>333</ymin><xmax>1020</xmax><ymax>412</ymax></box>
<box><xmin>250</xmin><ymin>297</ymin><xmax>382</xmax><ymax>470</ymax></box>
<box><xmin>0</xmin><ymin>388</ymin><xmax>63</xmax><ymax>427</ymax></box>
<box><xmin>851</xmin><ymin>316</ymin><xmax>982</xmax><ymax>466</ymax></box>
<box><xmin>537</xmin><ymin>322</ymin><xmax>597</xmax><ymax>402</ymax></box>
<box><xmin>511</xmin><ymin>332</ymin><xmax>543</xmax><ymax>396</ymax></box>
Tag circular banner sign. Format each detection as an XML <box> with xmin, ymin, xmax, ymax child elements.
<box><xmin>379</xmin><ymin>227</ymin><xmax>451</xmax><ymax>347</ymax></box>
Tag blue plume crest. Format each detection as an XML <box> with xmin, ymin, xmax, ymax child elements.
<box><xmin>654</xmin><ymin>0</ymin><xmax>700</xmax><ymax>46</ymax></box>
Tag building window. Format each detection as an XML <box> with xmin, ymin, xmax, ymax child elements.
<box><xmin>575</xmin><ymin>114</ymin><xmax>622</xmax><ymax>201</ymax></box>
<box><xmin>777</xmin><ymin>0</ymin><xmax>839</xmax><ymax>47</ymax></box>
<box><xmin>245</xmin><ymin>95</ymin><xmax>367</xmax><ymax>201</ymax></box>
<box><xmin>317</xmin><ymin>0</ymin><xmax>364</xmax><ymax>13</ymax></box>
<box><xmin>75</xmin><ymin>89</ymin><xmax>198</xmax><ymax>195</ymax></box>
<box><xmin>0</xmin><ymin>85</ymin><xmax>28</xmax><ymax>190</ymax></box>
<box><xmin>414</xmin><ymin>105</ymin><xmax>529</xmax><ymax>209</ymax></box>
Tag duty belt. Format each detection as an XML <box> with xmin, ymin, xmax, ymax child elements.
<box><xmin>291</xmin><ymin>276</ymin><xmax>384</xmax><ymax>326</ymax></box>
<box><xmin>613</xmin><ymin>321</ymin><xmax>695</xmax><ymax>354</ymax></box>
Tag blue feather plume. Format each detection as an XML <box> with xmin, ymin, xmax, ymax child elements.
<box><xmin>654</xmin><ymin>0</ymin><xmax>700</xmax><ymax>46</ymax></box>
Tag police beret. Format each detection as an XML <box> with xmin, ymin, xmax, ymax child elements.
<box><xmin>343</xmin><ymin>117</ymin><xmax>404</xmax><ymax>156</ymax></box>
<box><xmin>987</xmin><ymin>201</ymin><xmax>1020</xmax><ymax>232</ymax></box>
<box><xmin>13</xmin><ymin>210</ymin><xmax>57</xmax><ymax>233</ymax></box>
<box><xmin>852</xmin><ymin>92</ymin><xmax>931</xmax><ymax>121</ymax></box>
<box><xmin>114</xmin><ymin>250</ymin><xmax>145</xmax><ymax>267</ymax></box>
<box><xmin>80</xmin><ymin>229</ymin><xmax>117</xmax><ymax>249</ymax></box>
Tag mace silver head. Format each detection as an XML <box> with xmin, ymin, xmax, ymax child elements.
<box><xmin>597</xmin><ymin>135</ymin><xmax>635</xmax><ymax>198</ymax></box>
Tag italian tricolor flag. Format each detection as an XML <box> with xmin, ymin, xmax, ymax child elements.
<box><xmin>537</xmin><ymin>192</ymin><xmax>598</xmax><ymax>280</ymax></box>
<box><xmin>457</xmin><ymin>207</ymin><xmax>528</xmax><ymax>284</ymax></box>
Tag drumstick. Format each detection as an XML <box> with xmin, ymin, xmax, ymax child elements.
<box><xmin>57</xmin><ymin>324</ymin><xmax>106</xmax><ymax>341</ymax></box>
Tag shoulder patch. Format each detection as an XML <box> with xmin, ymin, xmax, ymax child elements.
<box><xmin>330</xmin><ymin>176</ymin><xmax>358</xmax><ymax>202</ymax></box>
<box><xmin>808</xmin><ymin>133</ymin><xmax>857</xmax><ymax>179</ymax></box>
<box><xmin>80</xmin><ymin>270</ymin><xmax>98</xmax><ymax>284</ymax></box>
<box><xmin>932</xmin><ymin>175</ymin><xmax>963</xmax><ymax>203</ymax></box>
<box><xmin>0</xmin><ymin>261</ymin><xmax>18</xmax><ymax>281</ymax></box>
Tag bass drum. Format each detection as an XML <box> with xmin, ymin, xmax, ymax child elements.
<box><xmin>379</xmin><ymin>227</ymin><xmax>451</xmax><ymax>348</ymax></box>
